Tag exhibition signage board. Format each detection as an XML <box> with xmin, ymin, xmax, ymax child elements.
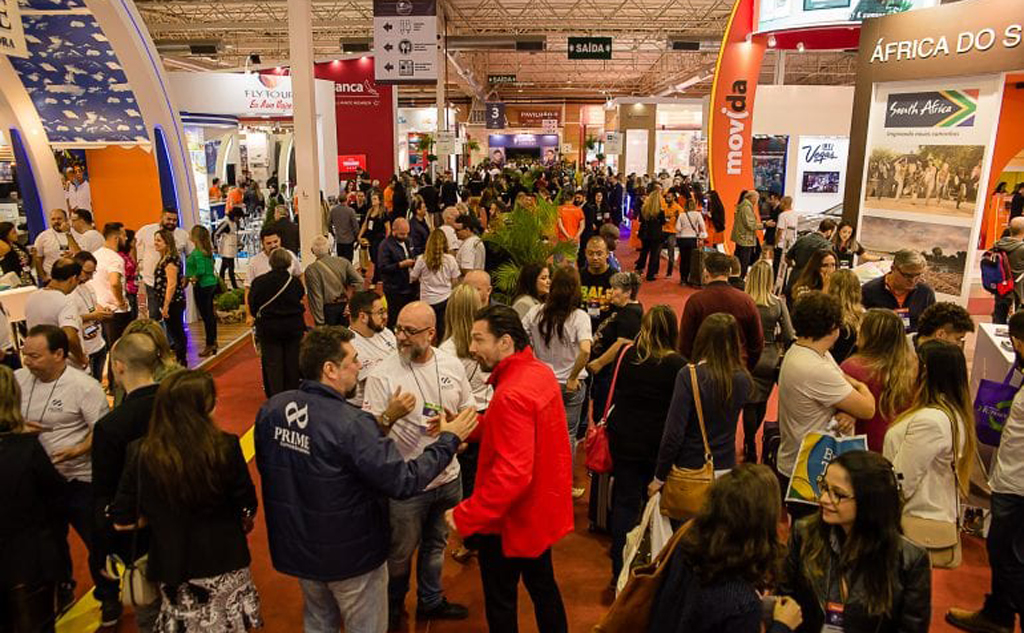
<box><xmin>757</xmin><ymin>0</ymin><xmax>938</xmax><ymax>36</ymax></box>
<box><xmin>542</xmin><ymin>119</ymin><xmax>558</xmax><ymax>133</ymax></box>
<box><xmin>338</xmin><ymin>154</ymin><xmax>367</xmax><ymax>173</ymax></box>
<box><xmin>485</xmin><ymin>102</ymin><xmax>505</xmax><ymax>129</ymax></box>
<box><xmin>489</xmin><ymin>74</ymin><xmax>516</xmax><ymax>85</ymax></box>
<box><xmin>796</xmin><ymin>135</ymin><xmax>849</xmax><ymax>214</ymax></box>
<box><xmin>513</xmin><ymin>107</ymin><xmax>563</xmax><ymax>126</ymax></box>
<box><xmin>568</xmin><ymin>37</ymin><xmax>612</xmax><ymax>60</ymax></box>
<box><xmin>373</xmin><ymin>0</ymin><xmax>438</xmax><ymax>84</ymax></box>
<box><xmin>604</xmin><ymin>131</ymin><xmax>622</xmax><ymax>155</ymax></box>
<box><xmin>435</xmin><ymin>130</ymin><xmax>456</xmax><ymax>155</ymax></box>
<box><xmin>707</xmin><ymin>0</ymin><xmax>764</xmax><ymax>243</ymax></box>
<box><xmin>0</xmin><ymin>0</ymin><xmax>28</xmax><ymax>58</ymax></box>
<box><xmin>168</xmin><ymin>72</ymin><xmax>295</xmax><ymax>117</ymax></box>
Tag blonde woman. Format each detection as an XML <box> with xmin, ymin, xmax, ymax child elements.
<box><xmin>840</xmin><ymin>308</ymin><xmax>917</xmax><ymax>451</ymax></box>
<box><xmin>635</xmin><ymin>185</ymin><xmax>667</xmax><ymax>281</ymax></box>
<box><xmin>826</xmin><ymin>268</ymin><xmax>864</xmax><ymax>363</ymax></box>
<box><xmin>411</xmin><ymin>229</ymin><xmax>460</xmax><ymax>342</ymax></box>
<box><xmin>884</xmin><ymin>340</ymin><xmax>976</xmax><ymax>552</ymax></box>
<box><xmin>743</xmin><ymin>260</ymin><xmax>794</xmax><ymax>463</ymax></box>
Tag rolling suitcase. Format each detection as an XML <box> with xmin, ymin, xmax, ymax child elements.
<box><xmin>588</xmin><ymin>471</ymin><xmax>614</xmax><ymax>533</ymax></box>
<box><xmin>687</xmin><ymin>246</ymin><xmax>705</xmax><ymax>287</ymax></box>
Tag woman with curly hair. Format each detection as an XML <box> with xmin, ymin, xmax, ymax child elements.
<box><xmin>648</xmin><ymin>464</ymin><xmax>802</xmax><ymax>632</ymax></box>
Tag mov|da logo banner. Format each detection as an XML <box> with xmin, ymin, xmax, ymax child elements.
<box><xmin>885</xmin><ymin>89</ymin><xmax>978</xmax><ymax>128</ymax></box>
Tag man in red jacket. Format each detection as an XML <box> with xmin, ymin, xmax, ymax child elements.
<box><xmin>445</xmin><ymin>305</ymin><xmax>572</xmax><ymax>633</ymax></box>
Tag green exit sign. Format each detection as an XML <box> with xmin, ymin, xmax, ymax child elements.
<box><xmin>488</xmin><ymin>74</ymin><xmax>517</xmax><ymax>85</ymax></box>
<box><xmin>568</xmin><ymin>37</ymin><xmax>612</xmax><ymax>60</ymax></box>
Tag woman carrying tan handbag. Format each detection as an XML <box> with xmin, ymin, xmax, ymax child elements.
<box><xmin>649</xmin><ymin>314</ymin><xmax>752</xmax><ymax>521</ymax></box>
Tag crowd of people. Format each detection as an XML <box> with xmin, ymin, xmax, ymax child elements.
<box><xmin>1</xmin><ymin>158</ymin><xmax>1022</xmax><ymax>633</ymax></box>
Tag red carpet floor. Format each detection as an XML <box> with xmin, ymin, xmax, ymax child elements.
<box><xmin>64</xmin><ymin>242</ymin><xmax>1010</xmax><ymax>632</ymax></box>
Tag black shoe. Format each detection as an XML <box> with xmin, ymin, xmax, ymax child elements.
<box><xmin>57</xmin><ymin>583</ymin><xmax>75</xmax><ymax>616</ymax></box>
<box><xmin>387</xmin><ymin>608</ymin><xmax>403</xmax><ymax>631</ymax></box>
<box><xmin>100</xmin><ymin>600</ymin><xmax>123</xmax><ymax>627</ymax></box>
<box><xmin>416</xmin><ymin>598</ymin><xmax>469</xmax><ymax>620</ymax></box>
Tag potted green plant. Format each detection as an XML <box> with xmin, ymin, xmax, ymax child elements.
<box><xmin>483</xmin><ymin>195</ymin><xmax>577</xmax><ymax>301</ymax></box>
<box><xmin>584</xmin><ymin>135</ymin><xmax>598</xmax><ymax>151</ymax></box>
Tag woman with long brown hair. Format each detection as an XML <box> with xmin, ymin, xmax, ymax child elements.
<box><xmin>652</xmin><ymin>313</ymin><xmax>751</xmax><ymax>499</ymax></box>
<box><xmin>410</xmin><ymin>229</ymin><xmax>460</xmax><ymax>342</ymax></box>
<box><xmin>0</xmin><ymin>365</ymin><xmax>65</xmax><ymax>633</ymax></box>
<box><xmin>648</xmin><ymin>464</ymin><xmax>802</xmax><ymax>632</ymax></box>
<box><xmin>605</xmin><ymin>305</ymin><xmax>686</xmax><ymax>584</ymax></box>
<box><xmin>112</xmin><ymin>370</ymin><xmax>261</xmax><ymax>631</ymax></box>
<box><xmin>826</xmin><ymin>268</ymin><xmax>864</xmax><ymax>364</ymax></box>
<box><xmin>790</xmin><ymin>249</ymin><xmax>838</xmax><ymax>300</ymax></box>
<box><xmin>521</xmin><ymin>265</ymin><xmax>592</xmax><ymax>492</ymax></box>
<box><xmin>359</xmin><ymin>191</ymin><xmax>390</xmax><ymax>283</ymax></box>
<box><xmin>840</xmin><ymin>308</ymin><xmax>917</xmax><ymax>451</ymax></box>
<box><xmin>153</xmin><ymin>228</ymin><xmax>187</xmax><ymax>366</ymax></box>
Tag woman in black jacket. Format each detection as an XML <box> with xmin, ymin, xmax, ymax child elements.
<box><xmin>648</xmin><ymin>464</ymin><xmax>803</xmax><ymax>633</ymax></box>
<box><xmin>652</xmin><ymin>313</ymin><xmax>751</xmax><ymax>503</ymax></box>
<box><xmin>635</xmin><ymin>185</ymin><xmax>667</xmax><ymax>281</ymax></box>
<box><xmin>0</xmin><ymin>365</ymin><xmax>65</xmax><ymax>633</ymax></box>
<box><xmin>112</xmin><ymin>370</ymin><xmax>261</xmax><ymax>632</ymax></box>
<box><xmin>248</xmin><ymin>248</ymin><xmax>306</xmax><ymax>397</ymax></box>
<box><xmin>779</xmin><ymin>451</ymin><xmax>931</xmax><ymax>633</ymax></box>
<box><xmin>604</xmin><ymin>305</ymin><xmax>686</xmax><ymax>583</ymax></box>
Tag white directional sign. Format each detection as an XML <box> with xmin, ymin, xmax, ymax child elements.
<box><xmin>604</xmin><ymin>131</ymin><xmax>622</xmax><ymax>155</ymax></box>
<box><xmin>373</xmin><ymin>0</ymin><xmax>438</xmax><ymax>84</ymax></box>
<box><xmin>435</xmin><ymin>130</ymin><xmax>456</xmax><ymax>155</ymax></box>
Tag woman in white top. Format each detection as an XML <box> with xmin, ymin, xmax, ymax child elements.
<box><xmin>410</xmin><ymin>229</ymin><xmax>460</xmax><ymax>343</ymax></box>
<box><xmin>774</xmin><ymin>196</ymin><xmax>800</xmax><ymax>253</ymax></box>
<box><xmin>511</xmin><ymin>262</ymin><xmax>552</xmax><ymax>318</ymax></box>
<box><xmin>674</xmin><ymin>197</ymin><xmax>707</xmax><ymax>286</ymax></box>
<box><xmin>213</xmin><ymin>207</ymin><xmax>242</xmax><ymax>289</ymax></box>
<box><xmin>884</xmin><ymin>340</ymin><xmax>976</xmax><ymax>528</ymax></box>
<box><xmin>522</xmin><ymin>266</ymin><xmax>592</xmax><ymax>494</ymax></box>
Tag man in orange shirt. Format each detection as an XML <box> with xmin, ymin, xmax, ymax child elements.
<box><xmin>662</xmin><ymin>190</ymin><xmax>683</xmax><ymax>277</ymax></box>
<box><xmin>556</xmin><ymin>191</ymin><xmax>585</xmax><ymax>261</ymax></box>
<box><xmin>225</xmin><ymin>183</ymin><xmax>244</xmax><ymax>214</ymax></box>
<box><xmin>208</xmin><ymin>177</ymin><xmax>222</xmax><ymax>202</ymax></box>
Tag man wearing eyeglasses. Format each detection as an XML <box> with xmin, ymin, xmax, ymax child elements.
<box><xmin>861</xmin><ymin>249</ymin><xmax>936</xmax><ymax>333</ymax></box>
<box><xmin>347</xmin><ymin>290</ymin><xmax>397</xmax><ymax>409</ymax></box>
<box><xmin>362</xmin><ymin>301</ymin><xmax>476</xmax><ymax>630</ymax></box>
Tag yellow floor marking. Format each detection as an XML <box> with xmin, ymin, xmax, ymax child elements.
<box><xmin>57</xmin><ymin>427</ymin><xmax>258</xmax><ymax>631</ymax></box>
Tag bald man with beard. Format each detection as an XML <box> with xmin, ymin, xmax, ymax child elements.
<box><xmin>377</xmin><ymin>217</ymin><xmax>418</xmax><ymax>327</ymax></box>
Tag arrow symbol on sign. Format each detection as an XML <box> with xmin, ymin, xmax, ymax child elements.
<box><xmin>383</xmin><ymin>22</ymin><xmax>393</xmax><ymax>31</ymax></box>
<box><xmin>384</xmin><ymin>43</ymin><xmax>393</xmax><ymax>51</ymax></box>
<box><xmin>384</xmin><ymin>62</ymin><xmax>394</xmax><ymax>71</ymax></box>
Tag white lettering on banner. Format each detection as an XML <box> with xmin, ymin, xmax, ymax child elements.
<box><xmin>722</xmin><ymin>80</ymin><xmax>749</xmax><ymax>176</ymax></box>
<box><xmin>274</xmin><ymin>401</ymin><xmax>311</xmax><ymax>455</ymax></box>
<box><xmin>887</xmin><ymin>99</ymin><xmax>954</xmax><ymax>117</ymax></box>
<box><xmin>870</xmin><ymin>23</ymin><xmax>1023</xmax><ymax>64</ymax></box>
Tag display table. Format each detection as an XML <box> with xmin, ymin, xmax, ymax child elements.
<box><xmin>0</xmin><ymin>285</ymin><xmax>38</xmax><ymax>322</ymax></box>
<box><xmin>971</xmin><ymin>323</ymin><xmax>1018</xmax><ymax>397</ymax></box>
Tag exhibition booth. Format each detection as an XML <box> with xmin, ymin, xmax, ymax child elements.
<box><xmin>603</xmin><ymin>98</ymin><xmax>707</xmax><ymax>178</ymax></box>
<box><xmin>396</xmin><ymin>106</ymin><xmax>458</xmax><ymax>173</ymax></box>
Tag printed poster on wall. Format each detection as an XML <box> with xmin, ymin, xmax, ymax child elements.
<box><xmin>857</xmin><ymin>74</ymin><xmax>1005</xmax><ymax>301</ymax></box>
<box><xmin>796</xmin><ymin>135</ymin><xmax>849</xmax><ymax>215</ymax></box>
<box><xmin>0</xmin><ymin>0</ymin><xmax>28</xmax><ymax>58</ymax></box>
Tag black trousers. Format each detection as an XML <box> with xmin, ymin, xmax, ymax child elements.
<box><xmin>194</xmin><ymin>284</ymin><xmax>218</xmax><ymax>347</ymax></box>
<box><xmin>259</xmin><ymin>334</ymin><xmax>302</xmax><ymax>397</ymax></box>
<box><xmin>676</xmin><ymin>237</ymin><xmax>698</xmax><ymax>284</ymax></box>
<box><xmin>742</xmin><ymin>401</ymin><xmax>768</xmax><ymax>464</ymax></box>
<box><xmin>58</xmin><ymin>481</ymin><xmax>118</xmax><ymax>604</ymax></box>
<box><xmin>636</xmin><ymin>235</ymin><xmax>663</xmax><ymax>280</ymax></box>
<box><xmin>610</xmin><ymin>459</ymin><xmax>656</xmax><ymax>580</ymax></box>
<box><xmin>336</xmin><ymin>241</ymin><xmax>355</xmax><ymax>263</ymax></box>
<box><xmin>219</xmin><ymin>256</ymin><xmax>238</xmax><ymax>289</ymax></box>
<box><xmin>982</xmin><ymin>492</ymin><xmax>1024</xmax><ymax>627</ymax></box>
<box><xmin>430</xmin><ymin>298</ymin><xmax>448</xmax><ymax>345</ymax></box>
<box><xmin>162</xmin><ymin>302</ymin><xmax>188</xmax><ymax>366</ymax></box>
<box><xmin>0</xmin><ymin>583</ymin><xmax>56</xmax><ymax>633</ymax></box>
<box><xmin>472</xmin><ymin>535</ymin><xmax>568</xmax><ymax>633</ymax></box>
<box><xmin>734</xmin><ymin>244</ymin><xmax>756</xmax><ymax>277</ymax></box>
<box><xmin>386</xmin><ymin>292</ymin><xmax>416</xmax><ymax>329</ymax></box>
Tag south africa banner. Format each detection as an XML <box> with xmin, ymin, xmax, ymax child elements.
<box><xmin>885</xmin><ymin>89</ymin><xmax>979</xmax><ymax>128</ymax></box>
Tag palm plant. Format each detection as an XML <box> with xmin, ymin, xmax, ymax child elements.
<box><xmin>484</xmin><ymin>195</ymin><xmax>576</xmax><ymax>298</ymax></box>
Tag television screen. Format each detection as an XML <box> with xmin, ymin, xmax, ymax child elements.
<box><xmin>802</xmin><ymin>171</ymin><xmax>840</xmax><ymax>193</ymax></box>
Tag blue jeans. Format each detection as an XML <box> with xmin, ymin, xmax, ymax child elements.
<box><xmin>981</xmin><ymin>492</ymin><xmax>1024</xmax><ymax>627</ymax></box>
<box><xmin>299</xmin><ymin>563</ymin><xmax>388</xmax><ymax>633</ymax></box>
<box><xmin>387</xmin><ymin>478</ymin><xmax>462</xmax><ymax>612</ymax></box>
<box><xmin>561</xmin><ymin>383</ymin><xmax>586</xmax><ymax>472</ymax></box>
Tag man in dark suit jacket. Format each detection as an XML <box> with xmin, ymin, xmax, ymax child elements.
<box><xmin>677</xmin><ymin>251</ymin><xmax>764</xmax><ymax>371</ymax></box>
<box><xmin>440</xmin><ymin>171</ymin><xmax>459</xmax><ymax>208</ymax></box>
<box><xmin>91</xmin><ymin>333</ymin><xmax>163</xmax><ymax>628</ymax></box>
<box><xmin>377</xmin><ymin>218</ymin><xmax>417</xmax><ymax>327</ymax></box>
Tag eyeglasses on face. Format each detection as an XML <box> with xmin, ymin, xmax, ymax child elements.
<box><xmin>896</xmin><ymin>267</ymin><xmax>924</xmax><ymax>281</ymax></box>
<box><xmin>816</xmin><ymin>475</ymin><xmax>855</xmax><ymax>503</ymax></box>
<box><xmin>395</xmin><ymin>324</ymin><xmax>432</xmax><ymax>337</ymax></box>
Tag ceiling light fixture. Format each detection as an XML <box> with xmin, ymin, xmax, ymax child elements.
<box><xmin>767</xmin><ymin>34</ymin><xmax>777</xmax><ymax>48</ymax></box>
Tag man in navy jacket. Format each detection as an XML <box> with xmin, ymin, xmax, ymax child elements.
<box><xmin>377</xmin><ymin>217</ymin><xmax>418</xmax><ymax>328</ymax></box>
<box><xmin>255</xmin><ymin>326</ymin><xmax>478</xmax><ymax>633</ymax></box>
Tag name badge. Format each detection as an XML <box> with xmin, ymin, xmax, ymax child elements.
<box><xmin>421</xmin><ymin>401</ymin><xmax>441</xmax><ymax>419</ymax></box>
<box><xmin>895</xmin><ymin>308</ymin><xmax>911</xmax><ymax>330</ymax></box>
<box><xmin>821</xmin><ymin>601</ymin><xmax>844</xmax><ymax>633</ymax></box>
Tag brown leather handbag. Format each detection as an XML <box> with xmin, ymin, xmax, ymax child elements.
<box><xmin>592</xmin><ymin>522</ymin><xmax>691</xmax><ymax>633</ymax></box>
<box><xmin>660</xmin><ymin>364</ymin><xmax>715</xmax><ymax>520</ymax></box>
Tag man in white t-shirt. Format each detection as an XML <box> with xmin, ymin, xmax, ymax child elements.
<box><xmin>16</xmin><ymin>324</ymin><xmax>117</xmax><ymax>616</ymax></box>
<box><xmin>33</xmin><ymin>208</ymin><xmax>74</xmax><ymax>282</ymax></box>
<box><xmin>25</xmin><ymin>257</ymin><xmax>88</xmax><ymax>368</ymax></box>
<box><xmin>244</xmin><ymin>226</ymin><xmax>302</xmax><ymax>325</ymax></box>
<box><xmin>439</xmin><ymin>206</ymin><xmax>461</xmax><ymax>254</ymax></box>
<box><xmin>454</xmin><ymin>213</ymin><xmax>485</xmax><ymax>275</ymax></box>
<box><xmin>69</xmin><ymin>209</ymin><xmax>103</xmax><ymax>253</ymax></box>
<box><xmin>64</xmin><ymin>167</ymin><xmax>92</xmax><ymax>212</ymax></box>
<box><xmin>362</xmin><ymin>301</ymin><xmax>474</xmax><ymax>628</ymax></box>
<box><xmin>70</xmin><ymin>251</ymin><xmax>112</xmax><ymax>381</ymax></box>
<box><xmin>347</xmin><ymin>290</ymin><xmax>399</xmax><ymax>408</ymax></box>
<box><xmin>90</xmin><ymin>223</ymin><xmax>132</xmax><ymax>378</ymax></box>
<box><xmin>776</xmin><ymin>290</ymin><xmax>875</xmax><ymax>517</ymax></box>
<box><xmin>136</xmin><ymin>208</ymin><xmax>191</xmax><ymax>319</ymax></box>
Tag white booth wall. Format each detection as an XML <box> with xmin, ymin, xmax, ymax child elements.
<box><xmin>753</xmin><ymin>85</ymin><xmax>854</xmax><ymax>214</ymax></box>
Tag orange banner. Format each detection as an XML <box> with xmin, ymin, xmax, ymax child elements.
<box><xmin>707</xmin><ymin>0</ymin><xmax>766</xmax><ymax>247</ymax></box>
